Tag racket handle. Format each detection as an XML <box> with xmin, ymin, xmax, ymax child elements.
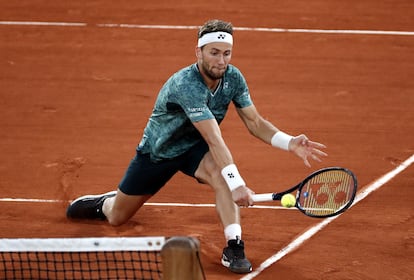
<box><xmin>252</xmin><ymin>193</ymin><xmax>274</xmax><ymax>202</ymax></box>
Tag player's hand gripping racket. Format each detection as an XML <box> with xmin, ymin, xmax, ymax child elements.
<box><xmin>252</xmin><ymin>167</ymin><xmax>357</xmax><ymax>218</ymax></box>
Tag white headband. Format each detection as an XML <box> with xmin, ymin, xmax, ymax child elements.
<box><xmin>197</xmin><ymin>31</ymin><xmax>233</xmax><ymax>47</ymax></box>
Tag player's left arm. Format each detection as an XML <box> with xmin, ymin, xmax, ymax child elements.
<box><xmin>236</xmin><ymin>105</ymin><xmax>327</xmax><ymax>167</ymax></box>
<box><xmin>235</xmin><ymin>104</ymin><xmax>277</xmax><ymax>143</ymax></box>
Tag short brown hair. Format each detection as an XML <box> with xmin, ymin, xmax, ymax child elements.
<box><xmin>198</xmin><ymin>19</ymin><xmax>233</xmax><ymax>38</ymax></box>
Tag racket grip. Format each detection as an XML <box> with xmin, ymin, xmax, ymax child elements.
<box><xmin>252</xmin><ymin>193</ymin><xmax>274</xmax><ymax>202</ymax></box>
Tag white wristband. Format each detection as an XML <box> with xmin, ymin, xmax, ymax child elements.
<box><xmin>271</xmin><ymin>131</ymin><xmax>293</xmax><ymax>151</ymax></box>
<box><xmin>221</xmin><ymin>164</ymin><xmax>246</xmax><ymax>191</ymax></box>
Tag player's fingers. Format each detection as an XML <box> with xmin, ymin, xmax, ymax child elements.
<box><xmin>308</xmin><ymin>141</ymin><xmax>327</xmax><ymax>149</ymax></box>
<box><xmin>237</xmin><ymin>199</ymin><xmax>251</xmax><ymax>208</ymax></box>
<box><xmin>233</xmin><ymin>187</ymin><xmax>254</xmax><ymax>207</ymax></box>
<box><xmin>311</xmin><ymin>154</ymin><xmax>322</xmax><ymax>162</ymax></box>
<box><xmin>313</xmin><ymin>148</ymin><xmax>328</xmax><ymax>157</ymax></box>
<box><xmin>248</xmin><ymin>194</ymin><xmax>254</xmax><ymax>206</ymax></box>
<box><xmin>303</xmin><ymin>157</ymin><xmax>311</xmax><ymax>168</ymax></box>
<box><xmin>246</xmin><ymin>187</ymin><xmax>255</xmax><ymax>206</ymax></box>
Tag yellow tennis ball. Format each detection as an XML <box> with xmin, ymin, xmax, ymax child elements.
<box><xmin>281</xmin><ymin>194</ymin><xmax>296</xmax><ymax>208</ymax></box>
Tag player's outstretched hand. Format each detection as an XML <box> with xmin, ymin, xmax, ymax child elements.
<box><xmin>289</xmin><ymin>134</ymin><xmax>327</xmax><ymax>167</ymax></box>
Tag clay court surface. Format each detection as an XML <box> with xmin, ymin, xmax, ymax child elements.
<box><xmin>1</xmin><ymin>1</ymin><xmax>413</xmax><ymax>279</ymax></box>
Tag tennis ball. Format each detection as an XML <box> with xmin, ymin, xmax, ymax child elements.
<box><xmin>281</xmin><ymin>194</ymin><xmax>296</xmax><ymax>208</ymax></box>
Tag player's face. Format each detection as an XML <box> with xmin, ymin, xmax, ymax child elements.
<box><xmin>197</xmin><ymin>42</ymin><xmax>232</xmax><ymax>80</ymax></box>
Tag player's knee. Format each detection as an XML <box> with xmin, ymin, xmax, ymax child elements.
<box><xmin>195</xmin><ymin>155</ymin><xmax>221</xmax><ymax>184</ymax></box>
<box><xmin>196</xmin><ymin>165</ymin><xmax>221</xmax><ymax>187</ymax></box>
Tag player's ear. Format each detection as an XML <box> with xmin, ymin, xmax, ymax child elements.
<box><xmin>195</xmin><ymin>46</ymin><xmax>202</xmax><ymax>59</ymax></box>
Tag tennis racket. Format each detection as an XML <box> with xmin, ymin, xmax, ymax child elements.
<box><xmin>252</xmin><ymin>167</ymin><xmax>357</xmax><ymax>218</ymax></box>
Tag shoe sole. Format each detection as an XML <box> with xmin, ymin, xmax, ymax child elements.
<box><xmin>221</xmin><ymin>258</ymin><xmax>230</xmax><ymax>268</ymax></box>
<box><xmin>221</xmin><ymin>256</ymin><xmax>252</xmax><ymax>274</ymax></box>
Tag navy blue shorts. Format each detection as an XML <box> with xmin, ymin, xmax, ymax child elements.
<box><xmin>118</xmin><ymin>141</ymin><xmax>209</xmax><ymax>195</ymax></box>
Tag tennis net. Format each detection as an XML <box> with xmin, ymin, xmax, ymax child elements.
<box><xmin>0</xmin><ymin>236</ymin><xmax>175</xmax><ymax>280</ymax></box>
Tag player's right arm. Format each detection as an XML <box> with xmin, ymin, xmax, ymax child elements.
<box><xmin>192</xmin><ymin>118</ymin><xmax>254</xmax><ymax>206</ymax></box>
<box><xmin>193</xmin><ymin>118</ymin><xmax>232</xmax><ymax>168</ymax></box>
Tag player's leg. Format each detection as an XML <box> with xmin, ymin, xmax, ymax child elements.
<box><xmin>102</xmin><ymin>190</ymin><xmax>151</xmax><ymax>226</ymax></box>
<box><xmin>100</xmin><ymin>151</ymin><xmax>162</xmax><ymax>226</ymax></box>
<box><xmin>66</xmin><ymin>188</ymin><xmax>151</xmax><ymax>226</ymax></box>
<box><xmin>194</xmin><ymin>151</ymin><xmax>240</xmax><ymax>228</ymax></box>
<box><xmin>67</xmin><ymin>151</ymin><xmax>179</xmax><ymax>224</ymax></box>
<box><xmin>194</xmin><ymin>152</ymin><xmax>251</xmax><ymax>273</ymax></box>
<box><xmin>181</xmin><ymin>143</ymin><xmax>252</xmax><ymax>274</ymax></box>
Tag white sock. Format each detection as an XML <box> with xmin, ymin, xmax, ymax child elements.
<box><xmin>224</xmin><ymin>223</ymin><xmax>242</xmax><ymax>241</ymax></box>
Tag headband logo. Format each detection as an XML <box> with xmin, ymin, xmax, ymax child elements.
<box><xmin>218</xmin><ymin>34</ymin><xmax>226</xmax><ymax>39</ymax></box>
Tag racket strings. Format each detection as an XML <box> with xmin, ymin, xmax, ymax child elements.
<box><xmin>299</xmin><ymin>171</ymin><xmax>355</xmax><ymax>216</ymax></box>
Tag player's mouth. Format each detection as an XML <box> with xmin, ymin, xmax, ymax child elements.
<box><xmin>213</xmin><ymin>66</ymin><xmax>226</xmax><ymax>72</ymax></box>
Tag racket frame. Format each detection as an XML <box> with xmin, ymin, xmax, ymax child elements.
<box><xmin>252</xmin><ymin>167</ymin><xmax>358</xmax><ymax>218</ymax></box>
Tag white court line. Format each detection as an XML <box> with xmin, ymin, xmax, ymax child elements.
<box><xmin>0</xmin><ymin>198</ymin><xmax>288</xmax><ymax>210</ymax></box>
<box><xmin>0</xmin><ymin>21</ymin><xmax>86</xmax><ymax>27</ymax></box>
<box><xmin>240</xmin><ymin>154</ymin><xmax>414</xmax><ymax>280</ymax></box>
<box><xmin>0</xmin><ymin>21</ymin><xmax>413</xmax><ymax>36</ymax></box>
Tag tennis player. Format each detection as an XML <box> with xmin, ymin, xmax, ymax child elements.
<box><xmin>67</xmin><ymin>19</ymin><xmax>327</xmax><ymax>274</ymax></box>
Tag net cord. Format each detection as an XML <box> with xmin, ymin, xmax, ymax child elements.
<box><xmin>0</xmin><ymin>237</ymin><xmax>165</xmax><ymax>252</ymax></box>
